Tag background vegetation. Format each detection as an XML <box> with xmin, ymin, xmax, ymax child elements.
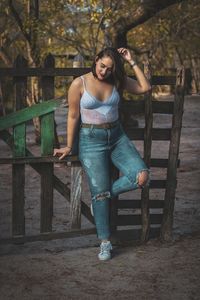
<box><xmin>0</xmin><ymin>0</ymin><xmax>200</xmax><ymax>113</ymax></box>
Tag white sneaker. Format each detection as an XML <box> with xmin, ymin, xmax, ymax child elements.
<box><xmin>98</xmin><ymin>241</ymin><xmax>112</xmax><ymax>261</ymax></box>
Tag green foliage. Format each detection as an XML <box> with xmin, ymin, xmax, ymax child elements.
<box><xmin>128</xmin><ymin>0</ymin><xmax>200</xmax><ymax>73</ymax></box>
<box><xmin>1</xmin><ymin>0</ymin><xmax>199</xmax><ymax>77</ymax></box>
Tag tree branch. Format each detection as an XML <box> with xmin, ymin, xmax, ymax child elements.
<box><xmin>113</xmin><ymin>0</ymin><xmax>188</xmax><ymax>47</ymax></box>
<box><xmin>0</xmin><ymin>48</ymin><xmax>12</xmax><ymax>66</ymax></box>
<box><xmin>8</xmin><ymin>0</ymin><xmax>31</xmax><ymax>44</ymax></box>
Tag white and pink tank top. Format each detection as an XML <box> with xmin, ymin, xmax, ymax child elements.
<box><xmin>80</xmin><ymin>76</ymin><xmax>120</xmax><ymax>124</ymax></box>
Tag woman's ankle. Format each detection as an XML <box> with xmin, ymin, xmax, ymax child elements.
<box><xmin>101</xmin><ymin>239</ymin><xmax>109</xmax><ymax>243</ymax></box>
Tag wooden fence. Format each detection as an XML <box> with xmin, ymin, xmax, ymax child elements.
<box><xmin>0</xmin><ymin>54</ymin><xmax>185</xmax><ymax>244</ymax></box>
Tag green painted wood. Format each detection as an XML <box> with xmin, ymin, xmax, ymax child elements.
<box><xmin>12</xmin><ymin>55</ymin><xmax>27</xmax><ymax>237</ymax></box>
<box><xmin>12</xmin><ymin>124</ymin><xmax>26</xmax><ymax>236</ymax></box>
<box><xmin>13</xmin><ymin>125</ymin><xmax>26</xmax><ymax>157</ymax></box>
<box><xmin>0</xmin><ymin>97</ymin><xmax>63</xmax><ymax>131</ymax></box>
<box><xmin>0</xmin><ymin>130</ymin><xmax>71</xmax><ymax>202</ymax></box>
<box><xmin>41</xmin><ymin>112</ymin><xmax>54</xmax><ymax>155</ymax></box>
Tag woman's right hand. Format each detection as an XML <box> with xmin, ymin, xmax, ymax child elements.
<box><xmin>53</xmin><ymin>146</ymin><xmax>72</xmax><ymax>160</ymax></box>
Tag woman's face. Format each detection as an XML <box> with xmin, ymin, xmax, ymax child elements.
<box><xmin>95</xmin><ymin>56</ymin><xmax>113</xmax><ymax>81</ymax></box>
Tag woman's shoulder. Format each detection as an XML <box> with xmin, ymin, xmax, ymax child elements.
<box><xmin>70</xmin><ymin>72</ymin><xmax>91</xmax><ymax>90</ymax></box>
<box><xmin>71</xmin><ymin>76</ymin><xmax>82</xmax><ymax>88</ymax></box>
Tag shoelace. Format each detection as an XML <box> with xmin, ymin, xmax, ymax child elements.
<box><xmin>100</xmin><ymin>242</ymin><xmax>112</xmax><ymax>253</ymax></box>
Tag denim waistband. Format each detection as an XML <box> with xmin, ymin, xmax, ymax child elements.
<box><xmin>81</xmin><ymin>120</ymin><xmax>119</xmax><ymax>129</ymax></box>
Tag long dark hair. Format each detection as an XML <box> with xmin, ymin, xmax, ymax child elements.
<box><xmin>91</xmin><ymin>47</ymin><xmax>126</xmax><ymax>91</ymax></box>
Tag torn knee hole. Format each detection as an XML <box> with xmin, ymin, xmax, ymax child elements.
<box><xmin>93</xmin><ymin>191</ymin><xmax>111</xmax><ymax>201</ymax></box>
<box><xmin>137</xmin><ymin>170</ymin><xmax>149</xmax><ymax>188</ymax></box>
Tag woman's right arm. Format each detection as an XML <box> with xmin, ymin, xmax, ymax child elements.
<box><xmin>53</xmin><ymin>77</ymin><xmax>82</xmax><ymax>160</ymax></box>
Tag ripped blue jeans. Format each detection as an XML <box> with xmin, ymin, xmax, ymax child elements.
<box><xmin>79</xmin><ymin>122</ymin><xmax>149</xmax><ymax>240</ymax></box>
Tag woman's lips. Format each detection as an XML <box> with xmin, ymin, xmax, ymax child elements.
<box><xmin>98</xmin><ymin>73</ymin><xmax>105</xmax><ymax>79</ymax></box>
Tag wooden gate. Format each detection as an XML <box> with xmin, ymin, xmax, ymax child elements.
<box><xmin>0</xmin><ymin>55</ymin><xmax>185</xmax><ymax>244</ymax></box>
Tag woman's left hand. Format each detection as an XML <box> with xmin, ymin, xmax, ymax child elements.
<box><xmin>117</xmin><ymin>48</ymin><xmax>133</xmax><ymax>63</ymax></box>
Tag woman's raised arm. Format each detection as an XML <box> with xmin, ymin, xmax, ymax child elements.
<box><xmin>118</xmin><ymin>47</ymin><xmax>151</xmax><ymax>95</ymax></box>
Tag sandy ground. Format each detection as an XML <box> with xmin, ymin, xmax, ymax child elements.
<box><xmin>0</xmin><ymin>95</ymin><xmax>200</xmax><ymax>299</ymax></box>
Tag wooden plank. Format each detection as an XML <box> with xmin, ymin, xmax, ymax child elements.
<box><xmin>113</xmin><ymin>227</ymin><xmax>160</xmax><ymax>242</ymax></box>
<box><xmin>0</xmin><ymin>155</ymin><xmax>80</xmax><ymax>164</ymax></box>
<box><xmin>128</xmin><ymin>75</ymin><xmax>176</xmax><ymax>86</ymax></box>
<box><xmin>70</xmin><ymin>162</ymin><xmax>82</xmax><ymax>229</ymax></box>
<box><xmin>117</xmin><ymin>200</ymin><xmax>164</xmax><ymax>209</ymax></box>
<box><xmin>0</xmin><ymin>227</ymin><xmax>163</xmax><ymax>245</ymax></box>
<box><xmin>141</xmin><ymin>62</ymin><xmax>152</xmax><ymax>242</ymax></box>
<box><xmin>161</xmin><ymin>67</ymin><xmax>185</xmax><ymax>241</ymax></box>
<box><xmin>0</xmin><ymin>67</ymin><xmax>90</xmax><ymax>77</ymax></box>
<box><xmin>81</xmin><ymin>201</ymin><xmax>95</xmax><ymax>224</ymax></box>
<box><xmin>151</xmin><ymin>75</ymin><xmax>176</xmax><ymax>85</ymax></box>
<box><xmin>1</xmin><ymin>123</ymin><xmax>171</xmax><ymax>142</ymax></box>
<box><xmin>126</xmin><ymin>128</ymin><xmax>171</xmax><ymax>140</ymax></box>
<box><xmin>39</xmin><ymin>163</ymin><xmax>53</xmax><ymax>232</ymax></box>
<box><xmin>0</xmin><ymin>157</ymin><xmax>180</xmax><ymax>168</ymax></box>
<box><xmin>40</xmin><ymin>54</ymin><xmax>55</xmax><ymax>233</ymax></box>
<box><xmin>150</xmin><ymin>180</ymin><xmax>167</xmax><ymax>189</ymax></box>
<box><xmin>0</xmin><ymin>68</ymin><xmax>175</xmax><ymax>86</ymax></box>
<box><xmin>0</xmin><ymin>129</ymin><xmax>71</xmax><ymax>201</ymax></box>
<box><xmin>12</xmin><ymin>55</ymin><xmax>27</xmax><ymax>237</ymax></box>
<box><xmin>150</xmin><ymin>158</ymin><xmax>180</xmax><ymax>168</ymax></box>
<box><xmin>117</xmin><ymin>214</ymin><xmax>163</xmax><ymax>226</ymax></box>
<box><xmin>53</xmin><ymin>176</ymin><xmax>70</xmax><ymax>199</ymax></box>
<box><xmin>122</xmin><ymin>100</ymin><xmax>174</xmax><ymax>114</ymax></box>
<box><xmin>0</xmin><ymin>228</ymin><xmax>96</xmax><ymax>245</ymax></box>
<box><xmin>12</xmin><ymin>126</ymin><xmax>26</xmax><ymax>236</ymax></box>
<box><xmin>0</xmin><ymin>97</ymin><xmax>63</xmax><ymax>131</ymax></box>
<box><xmin>152</xmin><ymin>101</ymin><xmax>174</xmax><ymax>114</ymax></box>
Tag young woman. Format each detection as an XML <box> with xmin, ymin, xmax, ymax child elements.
<box><xmin>54</xmin><ymin>47</ymin><xmax>151</xmax><ymax>261</ymax></box>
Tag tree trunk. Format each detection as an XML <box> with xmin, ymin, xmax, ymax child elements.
<box><xmin>191</xmin><ymin>57</ymin><xmax>200</xmax><ymax>94</ymax></box>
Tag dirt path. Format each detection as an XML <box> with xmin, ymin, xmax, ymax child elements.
<box><xmin>0</xmin><ymin>233</ymin><xmax>200</xmax><ymax>300</ymax></box>
<box><xmin>0</xmin><ymin>95</ymin><xmax>200</xmax><ymax>299</ymax></box>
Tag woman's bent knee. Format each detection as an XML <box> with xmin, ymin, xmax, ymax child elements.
<box><xmin>137</xmin><ymin>170</ymin><xmax>149</xmax><ymax>188</ymax></box>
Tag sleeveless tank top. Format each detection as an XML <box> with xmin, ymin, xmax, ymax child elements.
<box><xmin>80</xmin><ymin>76</ymin><xmax>120</xmax><ymax>124</ymax></box>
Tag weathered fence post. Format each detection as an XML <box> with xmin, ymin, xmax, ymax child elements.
<box><xmin>69</xmin><ymin>53</ymin><xmax>84</xmax><ymax>230</ymax></box>
<box><xmin>141</xmin><ymin>61</ymin><xmax>153</xmax><ymax>242</ymax></box>
<box><xmin>160</xmin><ymin>67</ymin><xmax>185</xmax><ymax>241</ymax></box>
<box><xmin>70</xmin><ymin>162</ymin><xmax>82</xmax><ymax>229</ymax></box>
<box><xmin>40</xmin><ymin>53</ymin><xmax>55</xmax><ymax>232</ymax></box>
<box><xmin>12</xmin><ymin>55</ymin><xmax>27</xmax><ymax>237</ymax></box>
